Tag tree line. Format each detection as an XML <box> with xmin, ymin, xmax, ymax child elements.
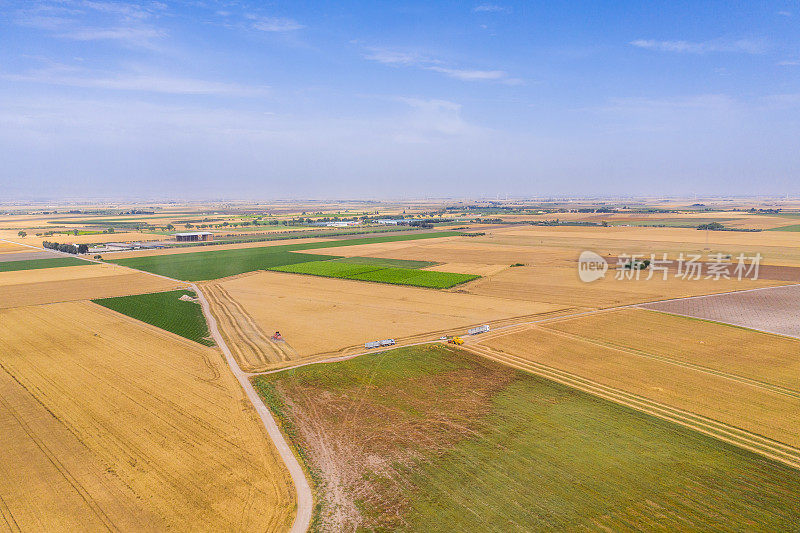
<box><xmin>43</xmin><ymin>241</ymin><xmax>89</xmax><ymax>254</ymax></box>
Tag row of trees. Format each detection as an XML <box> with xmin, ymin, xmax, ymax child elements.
<box><xmin>43</xmin><ymin>241</ymin><xmax>88</xmax><ymax>254</ymax></box>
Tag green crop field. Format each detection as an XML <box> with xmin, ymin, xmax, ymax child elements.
<box><xmin>609</xmin><ymin>217</ymin><xmax>737</xmax><ymax>227</ymax></box>
<box><xmin>92</xmin><ymin>290</ymin><xmax>214</xmax><ymax>346</ymax></box>
<box><xmin>255</xmin><ymin>345</ymin><xmax>800</xmax><ymax>531</ymax></box>
<box><xmin>110</xmin><ymin>248</ymin><xmax>331</xmax><ymax>281</ymax></box>
<box><xmin>271</xmin><ymin>260</ymin><xmax>382</xmax><ymax>279</ymax></box>
<box><xmin>270</xmin><ymin>260</ymin><xmax>478</xmax><ymax>288</ymax></box>
<box><xmin>0</xmin><ymin>256</ymin><xmax>88</xmax><ymax>272</ymax></box>
<box><xmin>769</xmin><ymin>224</ymin><xmax>800</xmax><ymax>232</ymax></box>
<box><xmin>328</xmin><ymin>256</ymin><xmax>437</xmax><ymax>269</ymax></box>
<box><xmin>109</xmin><ymin>231</ymin><xmax>460</xmax><ymax>281</ymax></box>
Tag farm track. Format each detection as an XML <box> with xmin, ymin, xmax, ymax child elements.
<box><xmin>0</xmin><ymin>240</ymin><xmax>312</xmax><ymax>533</ymax></box>
<box><xmin>462</xmin><ymin>342</ymin><xmax>800</xmax><ymax>470</ymax></box>
<box><xmin>203</xmin><ymin>282</ymin><xmax>299</xmax><ymax>371</ymax></box>
<box><xmin>535</xmin><ymin>325</ymin><xmax>800</xmax><ymax>400</ymax></box>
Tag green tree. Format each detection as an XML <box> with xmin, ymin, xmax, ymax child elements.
<box><xmin>17</xmin><ymin>230</ymin><xmax>26</xmax><ymax>237</ymax></box>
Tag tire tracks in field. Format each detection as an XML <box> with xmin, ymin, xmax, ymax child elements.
<box><xmin>535</xmin><ymin>324</ymin><xmax>800</xmax><ymax>400</ymax></box>
<box><xmin>0</xmin><ymin>240</ymin><xmax>312</xmax><ymax>533</ymax></box>
<box><xmin>461</xmin><ymin>342</ymin><xmax>800</xmax><ymax>470</ymax></box>
<box><xmin>191</xmin><ymin>283</ymin><xmax>313</xmax><ymax>533</ymax></box>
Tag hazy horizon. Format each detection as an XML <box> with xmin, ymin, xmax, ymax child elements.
<box><xmin>2</xmin><ymin>1</ymin><xmax>799</xmax><ymax>199</ymax></box>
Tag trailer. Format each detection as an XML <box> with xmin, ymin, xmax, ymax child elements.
<box><xmin>379</xmin><ymin>339</ymin><xmax>396</xmax><ymax>347</ymax></box>
<box><xmin>365</xmin><ymin>341</ymin><xmax>381</xmax><ymax>349</ymax></box>
<box><xmin>468</xmin><ymin>324</ymin><xmax>491</xmax><ymax>335</ymax></box>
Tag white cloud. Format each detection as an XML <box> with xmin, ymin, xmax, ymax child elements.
<box><xmin>778</xmin><ymin>59</ymin><xmax>800</xmax><ymax>66</ymax></box>
<box><xmin>363</xmin><ymin>47</ymin><xmax>520</xmax><ymax>84</ymax></box>
<box><xmin>472</xmin><ymin>4</ymin><xmax>511</xmax><ymax>14</ymax></box>
<box><xmin>777</xmin><ymin>10</ymin><xmax>792</xmax><ymax>17</ymax></box>
<box><xmin>630</xmin><ymin>39</ymin><xmax>766</xmax><ymax>54</ymax></box>
<box><xmin>56</xmin><ymin>26</ymin><xmax>164</xmax><ymax>44</ymax></box>
<box><xmin>251</xmin><ymin>16</ymin><xmax>304</xmax><ymax>32</ymax></box>
<box><xmin>3</xmin><ymin>67</ymin><xmax>268</xmax><ymax>97</ymax></box>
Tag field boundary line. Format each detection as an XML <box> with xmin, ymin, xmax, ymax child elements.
<box><xmin>1</xmin><ymin>238</ymin><xmax>312</xmax><ymax>533</ymax></box>
<box><xmin>462</xmin><ymin>343</ymin><xmax>800</xmax><ymax>470</ymax></box>
<box><xmin>191</xmin><ymin>282</ymin><xmax>313</xmax><ymax>533</ymax></box>
<box><xmin>537</xmin><ymin>324</ymin><xmax>800</xmax><ymax>400</ymax></box>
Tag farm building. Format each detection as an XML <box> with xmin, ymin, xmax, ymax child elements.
<box><xmin>174</xmin><ymin>232</ymin><xmax>214</xmax><ymax>242</ymax></box>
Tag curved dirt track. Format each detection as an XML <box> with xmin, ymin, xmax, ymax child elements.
<box><xmin>1</xmin><ymin>240</ymin><xmax>312</xmax><ymax>533</ymax></box>
<box><xmin>191</xmin><ymin>282</ymin><xmax>313</xmax><ymax>533</ymax></box>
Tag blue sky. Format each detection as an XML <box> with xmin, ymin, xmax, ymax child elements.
<box><xmin>1</xmin><ymin>1</ymin><xmax>799</xmax><ymax>200</ymax></box>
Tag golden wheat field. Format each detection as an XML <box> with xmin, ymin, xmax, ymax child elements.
<box><xmin>0</xmin><ymin>264</ymin><xmax>183</xmax><ymax>309</ymax></box>
<box><xmin>545</xmin><ymin>308</ymin><xmax>800</xmax><ymax>391</ymax></box>
<box><xmin>208</xmin><ymin>270</ymin><xmax>569</xmax><ymax>366</ymax></box>
<box><xmin>0</xmin><ymin>301</ymin><xmax>294</xmax><ymax>531</ymax></box>
<box><xmin>479</xmin><ymin>324</ymin><xmax>800</xmax><ymax>448</ymax></box>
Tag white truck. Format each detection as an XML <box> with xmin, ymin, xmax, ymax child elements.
<box><xmin>468</xmin><ymin>325</ymin><xmax>491</xmax><ymax>335</ymax></box>
<box><xmin>365</xmin><ymin>339</ymin><xmax>396</xmax><ymax>349</ymax></box>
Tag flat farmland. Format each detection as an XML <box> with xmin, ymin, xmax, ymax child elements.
<box><xmin>464</xmin><ymin>264</ymin><xmax>780</xmax><ymax>308</ymax></box>
<box><xmin>544</xmin><ymin>308</ymin><xmax>800</xmax><ymax>393</ymax></box>
<box><xmin>478</xmin><ymin>326</ymin><xmax>800</xmax><ymax>448</ymax></box>
<box><xmin>270</xmin><ymin>260</ymin><xmax>478</xmax><ymax>288</ymax></box>
<box><xmin>255</xmin><ymin>345</ymin><xmax>800</xmax><ymax>531</ymax></box>
<box><xmin>93</xmin><ymin>289</ymin><xmax>215</xmax><ymax>346</ymax></box>
<box><xmin>208</xmin><ymin>270</ymin><xmax>568</xmax><ymax>362</ymax></box>
<box><xmin>0</xmin><ymin>301</ymin><xmax>294</xmax><ymax>531</ymax></box>
<box><xmin>108</xmin><ymin>232</ymin><xmax>460</xmax><ymax>280</ymax></box>
<box><xmin>0</xmin><ymin>256</ymin><xmax>88</xmax><ymax>272</ymax></box>
<box><xmin>640</xmin><ymin>285</ymin><xmax>800</xmax><ymax>338</ymax></box>
<box><xmin>0</xmin><ymin>263</ymin><xmax>183</xmax><ymax>309</ymax></box>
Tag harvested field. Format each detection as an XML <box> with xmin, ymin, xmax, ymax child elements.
<box><xmin>255</xmin><ymin>345</ymin><xmax>800</xmax><ymax>531</ymax></box>
<box><xmin>424</xmin><ymin>262</ymin><xmax>509</xmax><ymax>276</ymax></box>
<box><xmin>464</xmin><ymin>264</ymin><xmax>780</xmax><ymax>308</ymax></box>
<box><xmin>0</xmin><ymin>241</ymin><xmax>29</xmax><ymax>253</ymax></box>
<box><xmin>0</xmin><ymin>264</ymin><xmax>183</xmax><ymax>309</ymax></box>
<box><xmin>207</xmin><ymin>271</ymin><xmax>567</xmax><ymax>364</ymax></box>
<box><xmin>0</xmin><ymin>256</ymin><xmax>88</xmax><ymax>272</ymax></box>
<box><xmin>0</xmin><ymin>301</ymin><xmax>294</xmax><ymax>531</ymax></box>
<box><xmin>204</xmin><ymin>281</ymin><xmax>300</xmax><ymax>371</ymax></box>
<box><xmin>93</xmin><ymin>289</ymin><xmax>214</xmax><ymax>346</ymax></box>
<box><xmin>640</xmin><ymin>284</ymin><xmax>800</xmax><ymax>338</ymax></box>
<box><xmin>0</xmin><ymin>250</ymin><xmax>63</xmax><ymax>262</ymax></box>
<box><xmin>544</xmin><ymin>308</ymin><xmax>800</xmax><ymax>393</ymax></box>
<box><xmin>478</xmin><ymin>325</ymin><xmax>800</xmax><ymax>448</ymax></box>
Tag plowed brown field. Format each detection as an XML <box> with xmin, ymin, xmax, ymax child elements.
<box><xmin>0</xmin><ymin>301</ymin><xmax>294</xmax><ymax>531</ymax></box>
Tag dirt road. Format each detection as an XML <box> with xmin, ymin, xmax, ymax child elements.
<box><xmin>191</xmin><ymin>282</ymin><xmax>313</xmax><ymax>533</ymax></box>
<box><xmin>1</xmin><ymin>239</ymin><xmax>313</xmax><ymax>533</ymax></box>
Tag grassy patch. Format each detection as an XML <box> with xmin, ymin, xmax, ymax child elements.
<box><xmin>110</xmin><ymin>248</ymin><xmax>331</xmax><ymax>281</ymax></box>
<box><xmin>258</xmin><ymin>345</ymin><xmax>800</xmax><ymax>531</ymax></box>
<box><xmin>92</xmin><ymin>290</ymin><xmax>214</xmax><ymax>346</ymax></box>
<box><xmin>609</xmin><ymin>217</ymin><xmax>737</xmax><ymax>227</ymax></box>
<box><xmin>109</xmin><ymin>231</ymin><xmax>460</xmax><ymax>281</ymax></box>
<box><xmin>769</xmin><ymin>224</ymin><xmax>800</xmax><ymax>232</ymax></box>
<box><xmin>0</xmin><ymin>256</ymin><xmax>88</xmax><ymax>272</ymax></box>
<box><xmin>328</xmin><ymin>256</ymin><xmax>438</xmax><ymax>269</ymax></box>
<box><xmin>269</xmin><ymin>260</ymin><xmax>383</xmax><ymax>279</ymax></box>
<box><xmin>348</xmin><ymin>267</ymin><xmax>478</xmax><ymax>288</ymax></box>
<box><xmin>270</xmin><ymin>260</ymin><xmax>478</xmax><ymax>288</ymax></box>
